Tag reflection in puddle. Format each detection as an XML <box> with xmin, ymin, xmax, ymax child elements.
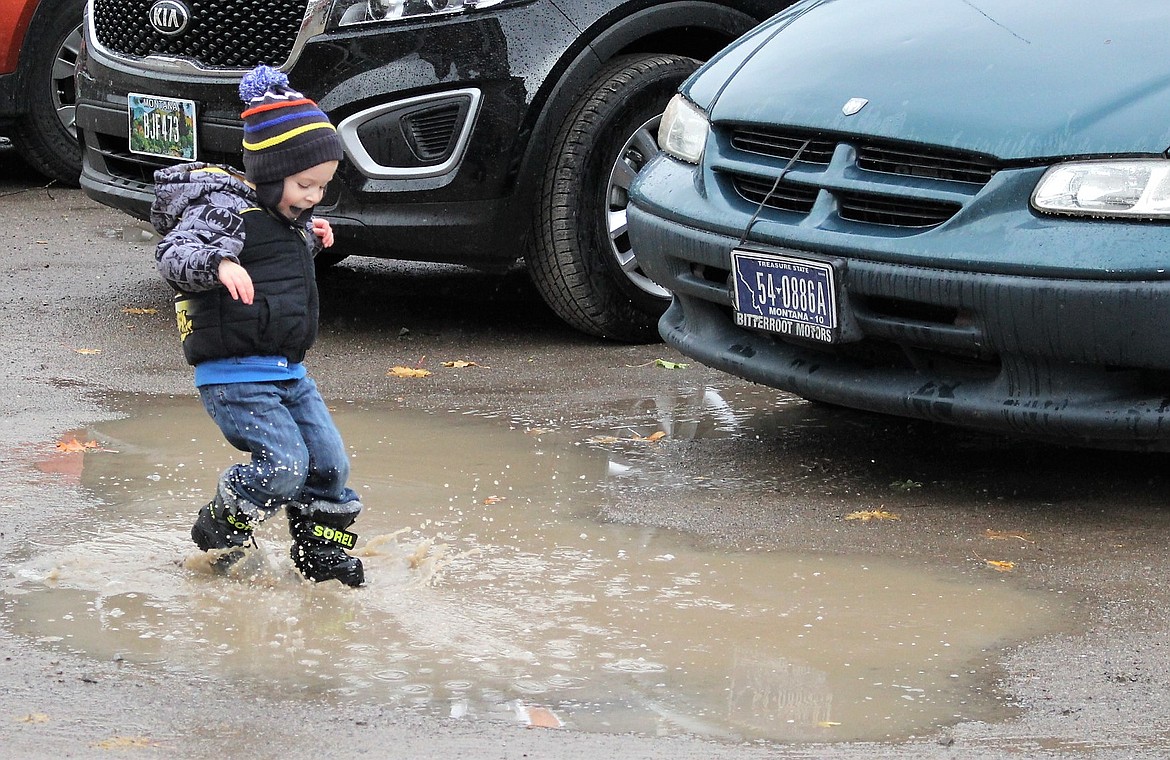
<box><xmin>5</xmin><ymin>393</ymin><xmax>1066</xmax><ymax>743</ymax></box>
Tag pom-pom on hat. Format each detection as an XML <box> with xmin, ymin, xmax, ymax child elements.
<box><xmin>238</xmin><ymin>64</ymin><xmax>343</xmax><ymax>184</ymax></box>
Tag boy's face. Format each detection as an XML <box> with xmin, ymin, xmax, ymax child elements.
<box><xmin>277</xmin><ymin>160</ymin><xmax>339</xmax><ymax>222</ymax></box>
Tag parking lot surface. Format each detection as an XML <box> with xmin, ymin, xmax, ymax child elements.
<box><xmin>3</xmin><ymin>146</ymin><xmax>1170</xmax><ymax>758</ymax></box>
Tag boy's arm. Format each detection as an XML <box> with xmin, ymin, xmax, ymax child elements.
<box><xmin>311</xmin><ymin>217</ymin><xmax>334</xmax><ymax>250</ymax></box>
<box><xmin>155</xmin><ymin>202</ymin><xmax>247</xmax><ymax>292</ymax></box>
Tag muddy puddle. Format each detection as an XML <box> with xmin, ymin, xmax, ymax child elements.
<box><xmin>4</xmin><ymin>392</ymin><xmax>1068</xmax><ymax>743</ymax></box>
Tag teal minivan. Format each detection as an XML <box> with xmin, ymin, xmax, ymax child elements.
<box><xmin>629</xmin><ymin>0</ymin><xmax>1170</xmax><ymax>450</ymax></box>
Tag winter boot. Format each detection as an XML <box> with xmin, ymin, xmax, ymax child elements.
<box><xmin>288</xmin><ymin>503</ymin><xmax>364</xmax><ymax>587</ymax></box>
<box><xmin>190</xmin><ymin>485</ymin><xmax>258</xmax><ymax>573</ymax></box>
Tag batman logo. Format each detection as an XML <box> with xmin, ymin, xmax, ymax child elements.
<box><xmin>174</xmin><ymin>299</ymin><xmax>194</xmax><ymax>342</ymax></box>
<box><xmin>202</xmin><ymin>206</ymin><xmax>243</xmax><ymax>234</ymax></box>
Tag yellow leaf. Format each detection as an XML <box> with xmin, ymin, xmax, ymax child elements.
<box><xmin>632</xmin><ymin>431</ymin><xmax>667</xmax><ymax>442</ymax></box>
<box><xmin>984</xmin><ymin>529</ymin><xmax>1034</xmax><ymax>543</ymax></box>
<box><xmin>75</xmin><ymin>348</ymin><xmax>101</xmax><ymax>355</ymax></box>
<box><xmin>844</xmin><ymin>510</ymin><xmax>900</xmax><ymax>522</ymax></box>
<box><xmin>654</xmin><ymin>358</ymin><xmax>689</xmax><ymax>370</ymax></box>
<box><xmin>386</xmin><ymin>366</ymin><xmax>432</xmax><ymax>378</ymax></box>
<box><xmin>121</xmin><ymin>307</ymin><xmax>158</xmax><ymax>315</ymax></box>
<box><xmin>17</xmin><ymin>713</ymin><xmax>50</xmax><ymax>724</ymax></box>
<box><xmin>441</xmin><ymin>360</ymin><xmax>482</xmax><ymax>368</ymax></box>
<box><xmin>56</xmin><ymin>438</ymin><xmax>100</xmax><ymax>453</ymax></box>
<box><xmin>986</xmin><ymin>560</ymin><xmax>1016</xmax><ymax>572</ymax></box>
<box><xmin>92</xmin><ymin>736</ymin><xmax>162</xmax><ymax>749</ymax></box>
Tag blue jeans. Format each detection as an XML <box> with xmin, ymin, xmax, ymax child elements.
<box><xmin>198</xmin><ymin>377</ymin><xmax>359</xmax><ymax>519</ymax></box>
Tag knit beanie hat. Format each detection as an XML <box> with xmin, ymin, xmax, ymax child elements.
<box><xmin>238</xmin><ymin>65</ymin><xmax>343</xmax><ymax>185</ymax></box>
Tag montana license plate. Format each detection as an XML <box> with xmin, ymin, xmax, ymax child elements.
<box><xmin>731</xmin><ymin>249</ymin><xmax>838</xmax><ymax>343</ymax></box>
<box><xmin>128</xmin><ymin>93</ymin><xmax>197</xmax><ymax>160</ymax></box>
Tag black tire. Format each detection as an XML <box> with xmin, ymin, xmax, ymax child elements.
<box><xmin>528</xmin><ymin>54</ymin><xmax>700</xmax><ymax>342</ymax></box>
<box><xmin>10</xmin><ymin>0</ymin><xmax>85</xmax><ymax>186</ymax></box>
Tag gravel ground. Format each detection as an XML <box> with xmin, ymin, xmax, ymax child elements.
<box><xmin>3</xmin><ymin>147</ymin><xmax>1170</xmax><ymax>758</ymax></box>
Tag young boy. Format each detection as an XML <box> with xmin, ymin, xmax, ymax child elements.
<box><xmin>150</xmin><ymin>65</ymin><xmax>364</xmax><ymax>587</ymax></box>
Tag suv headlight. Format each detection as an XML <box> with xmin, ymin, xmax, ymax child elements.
<box><xmin>332</xmin><ymin>0</ymin><xmax>511</xmax><ymax>27</ymax></box>
<box><xmin>658</xmin><ymin>94</ymin><xmax>708</xmax><ymax>165</ymax></box>
<box><xmin>1032</xmin><ymin>159</ymin><xmax>1170</xmax><ymax>219</ymax></box>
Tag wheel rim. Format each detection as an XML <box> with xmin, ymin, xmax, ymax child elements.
<box><xmin>606</xmin><ymin>115</ymin><xmax>671</xmax><ymax>300</ymax></box>
<box><xmin>52</xmin><ymin>24</ymin><xmax>83</xmax><ymax>137</ymax></box>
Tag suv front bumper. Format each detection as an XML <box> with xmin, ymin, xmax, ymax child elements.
<box><xmin>76</xmin><ymin>5</ymin><xmax>579</xmax><ymax>268</ymax></box>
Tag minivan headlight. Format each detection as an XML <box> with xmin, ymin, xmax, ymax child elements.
<box><xmin>658</xmin><ymin>94</ymin><xmax>708</xmax><ymax>165</ymax></box>
<box><xmin>332</xmin><ymin>0</ymin><xmax>511</xmax><ymax>27</ymax></box>
<box><xmin>1032</xmin><ymin>159</ymin><xmax>1170</xmax><ymax>219</ymax></box>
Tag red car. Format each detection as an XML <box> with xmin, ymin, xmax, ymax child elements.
<box><xmin>0</xmin><ymin>0</ymin><xmax>84</xmax><ymax>184</ymax></box>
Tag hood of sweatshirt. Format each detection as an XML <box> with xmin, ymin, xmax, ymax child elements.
<box><xmin>150</xmin><ymin>162</ymin><xmax>259</xmax><ymax>237</ymax></box>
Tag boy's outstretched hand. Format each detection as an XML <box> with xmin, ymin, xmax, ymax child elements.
<box><xmin>218</xmin><ymin>258</ymin><xmax>255</xmax><ymax>304</ymax></box>
<box><xmin>312</xmin><ymin>217</ymin><xmax>334</xmax><ymax>248</ymax></box>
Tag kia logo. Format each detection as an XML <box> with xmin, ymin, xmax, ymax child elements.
<box><xmin>148</xmin><ymin>0</ymin><xmax>191</xmax><ymax>36</ymax></box>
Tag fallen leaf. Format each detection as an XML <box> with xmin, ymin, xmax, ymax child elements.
<box><xmin>17</xmin><ymin>713</ymin><xmax>50</xmax><ymax>724</ymax></box>
<box><xmin>817</xmin><ymin>721</ymin><xmax>842</xmax><ymax>728</ymax></box>
<box><xmin>517</xmin><ymin>704</ymin><xmax>563</xmax><ymax>729</ymax></box>
<box><xmin>121</xmin><ymin>307</ymin><xmax>158</xmax><ymax>315</ymax></box>
<box><xmin>984</xmin><ymin>529</ymin><xmax>1034</xmax><ymax>543</ymax></box>
<box><xmin>92</xmin><ymin>736</ymin><xmax>162</xmax><ymax>749</ymax></box>
<box><xmin>74</xmin><ymin>348</ymin><xmax>102</xmax><ymax>355</ymax></box>
<box><xmin>483</xmin><ymin>495</ymin><xmax>505</xmax><ymax>505</ymax></box>
<box><xmin>844</xmin><ymin>509</ymin><xmax>900</xmax><ymax>522</ymax></box>
<box><xmin>56</xmin><ymin>438</ymin><xmax>100</xmax><ymax>453</ymax></box>
<box><xmin>588</xmin><ymin>431</ymin><xmax>667</xmax><ymax>444</ymax></box>
<box><xmin>654</xmin><ymin>358</ymin><xmax>689</xmax><ymax>370</ymax></box>
<box><xmin>441</xmin><ymin>360</ymin><xmax>482</xmax><ymax>368</ymax></box>
<box><xmin>985</xmin><ymin>560</ymin><xmax>1016</xmax><ymax>572</ymax></box>
<box><xmin>387</xmin><ymin>366</ymin><xmax>432</xmax><ymax>378</ymax></box>
<box><xmin>889</xmin><ymin>478</ymin><xmax>922</xmax><ymax>491</ymax></box>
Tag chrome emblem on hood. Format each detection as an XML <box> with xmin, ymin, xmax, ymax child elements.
<box><xmin>842</xmin><ymin>97</ymin><xmax>869</xmax><ymax>116</ymax></box>
<box><xmin>148</xmin><ymin>0</ymin><xmax>190</xmax><ymax>36</ymax></box>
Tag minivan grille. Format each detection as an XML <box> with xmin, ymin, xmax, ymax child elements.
<box><xmin>722</xmin><ymin>126</ymin><xmax>998</xmax><ymax>230</ymax></box>
<box><xmin>728</xmin><ymin>127</ymin><xmax>999</xmax><ymax>185</ymax></box>
<box><xmin>731</xmin><ymin>129</ymin><xmax>836</xmax><ymax>164</ymax></box>
<box><xmin>92</xmin><ymin>0</ymin><xmax>305</xmax><ymax>69</ymax></box>
<box><xmin>837</xmin><ymin>191</ymin><xmax>961</xmax><ymax>228</ymax></box>
<box><xmin>732</xmin><ymin>175</ymin><xmax>818</xmax><ymax>214</ymax></box>
<box><xmin>856</xmin><ymin>144</ymin><xmax>998</xmax><ymax>184</ymax></box>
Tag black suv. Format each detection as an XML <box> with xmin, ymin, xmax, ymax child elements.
<box><xmin>75</xmin><ymin>0</ymin><xmax>789</xmax><ymax>340</ymax></box>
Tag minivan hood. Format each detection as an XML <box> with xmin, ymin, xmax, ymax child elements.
<box><xmin>693</xmin><ymin>0</ymin><xmax>1170</xmax><ymax>160</ymax></box>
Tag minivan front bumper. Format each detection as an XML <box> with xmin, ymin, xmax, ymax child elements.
<box><xmin>628</xmin><ymin>199</ymin><xmax>1170</xmax><ymax>451</ymax></box>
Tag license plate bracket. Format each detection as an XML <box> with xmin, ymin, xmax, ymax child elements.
<box><xmin>128</xmin><ymin>93</ymin><xmax>197</xmax><ymax>160</ymax></box>
<box><xmin>731</xmin><ymin>249</ymin><xmax>839</xmax><ymax>343</ymax></box>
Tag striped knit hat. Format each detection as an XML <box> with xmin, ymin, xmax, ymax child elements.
<box><xmin>238</xmin><ymin>65</ymin><xmax>343</xmax><ymax>184</ymax></box>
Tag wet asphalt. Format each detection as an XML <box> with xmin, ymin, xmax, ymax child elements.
<box><xmin>2</xmin><ymin>143</ymin><xmax>1170</xmax><ymax>758</ymax></box>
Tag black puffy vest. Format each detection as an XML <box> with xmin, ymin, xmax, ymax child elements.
<box><xmin>174</xmin><ymin>208</ymin><xmax>319</xmax><ymax>366</ymax></box>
